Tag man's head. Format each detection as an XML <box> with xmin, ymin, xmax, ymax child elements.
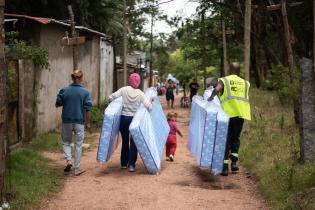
<box><xmin>229</xmin><ymin>62</ymin><xmax>241</xmax><ymax>75</ymax></box>
<box><xmin>208</xmin><ymin>78</ymin><xmax>218</xmax><ymax>88</ymax></box>
<box><xmin>71</xmin><ymin>69</ymin><xmax>83</xmax><ymax>83</ymax></box>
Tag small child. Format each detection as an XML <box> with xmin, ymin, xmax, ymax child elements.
<box><xmin>166</xmin><ymin>112</ymin><xmax>183</xmax><ymax>161</ymax></box>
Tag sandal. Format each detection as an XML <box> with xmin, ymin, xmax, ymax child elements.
<box><xmin>64</xmin><ymin>163</ymin><xmax>72</xmax><ymax>172</ymax></box>
<box><xmin>74</xmin><ymin>169</ymin><xmax>86</xmax><ymax>176</ymax></box>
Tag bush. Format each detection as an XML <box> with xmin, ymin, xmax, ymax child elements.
<box><xmin>91</xmin><ymin>106</ymin><xmax>103</xmax><ymax>128</ymax></box>
<box><xmin>262</xmin><ymin>65</ymin><xmax>299</xmax><ymax>104</ymax></box>
<box><xmin>90</xmin><ymin>98</ymin><xmax>110</xmax><ymax>128</ymax></box>
<box><xmin>5</xmin><ymin>31</ymin><xmax>49</xmax><ymax>68</ymax></box>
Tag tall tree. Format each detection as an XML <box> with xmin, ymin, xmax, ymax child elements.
<box><xmin>0</xmin><ymin>0</ymin><xmax>6</xmax><ymax>204</ymax></box>
<box><xmin>244</xmin><ymin>0</ymin><xmax>251</xmax><ymax>81</ymax></box>
<box><xmin>281</xmin><ymin>0</ymin><xmax>294</xmax><ymax>82</ymax></box>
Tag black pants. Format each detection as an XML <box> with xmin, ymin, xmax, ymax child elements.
<box><xmin>224</xmin><ymin>117</ymin><xmax>244</xmax><ymax>162</ymax></box>
<box><xmin>190</xmin><ymin>92</ymin><xmax>197</xmax><ymax>102</ymax></box>
<box><xmin>120</xmin><ymin>115</ymin><xmax>137</xmax><ymax>167</ymax></box>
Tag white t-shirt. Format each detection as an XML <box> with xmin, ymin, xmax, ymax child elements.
<box><xmin>109</xmin><ymin>86</ymin><xmax>152</xmax><ymax>116</ymax></box>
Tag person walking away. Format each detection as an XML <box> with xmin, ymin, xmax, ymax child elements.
<box><xmin>109</xmin><ymin>73</ymin><xmax>153</xmax><ymax>172</ymax></box>
<box><xmin>165</xmin><ymin>79</ymin><xmax>175</xmax><ymax>109</ymax></box>
<box><xmin>56</xmin><ymin>69</ymin><xmax>92</xmax><ymax>176</ymax></box>
<box><xmin>189</xmin><ymin>78</ymin><xmax>199</xmax><ymax>102</ymax></box>
<box><xmin>165</xmin><ymin>112</ymin><xmax>183</xmax><ymax>161</ymax></box>
<box><xmin>175</xmin><ymin>82</ymin><xmax>179</xmax><ymax>95</ymax></box>
<box><xmin>181</xmin><ymin>80</ymin><xmax>186</xmax><ymax>96</ymax></box>
<box><xmin>208</xmin><ymin>62</ymin><xmax>251</xmax><ymax>176</ymax></box>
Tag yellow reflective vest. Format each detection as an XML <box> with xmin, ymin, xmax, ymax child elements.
<box><xmin>218</xmin><ymin>75</ymin><xmax>251</xmax><ymax>120</ymax></box>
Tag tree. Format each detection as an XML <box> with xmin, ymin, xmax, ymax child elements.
<box><xmin>0</xmin><ymin>0</ymin><xmax>6</xmax><ymax>203</ymax></box>
<box><xmin>244</xmin><ymin>0</ymin><xmax>251</xmax><ymax>81</ymax></box>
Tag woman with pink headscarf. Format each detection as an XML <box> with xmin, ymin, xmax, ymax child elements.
<box><xmin>109</xmin><ymin>73</ymin><xmax>153</xmax><ymax>172</ymax></box>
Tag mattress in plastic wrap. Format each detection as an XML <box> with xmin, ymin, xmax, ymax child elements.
<box><xmin>188</xmin><ymin>95</ymin><xmax>229</xmax><ymax>174</ymax></box>
<box><xmin>129</xmin><ymin>88</ymin><xmax>170</xmax><ymax>174</ymax></box>
<box><xmin>97</xmin><ymin>97</ymin><xmax>123</xmax><ymax>162</ymax></box>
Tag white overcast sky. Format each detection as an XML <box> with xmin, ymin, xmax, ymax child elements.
<box><xmin>149</xmin><ymin>0</ymin><xmax>199</xmax><ymax>34</ymax></box>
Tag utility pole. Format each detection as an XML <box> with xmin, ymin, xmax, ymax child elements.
<box><xmin>123</xmin><ymin>0</ymin><xmax>128</xmax><ymax>86</ymax></box>
<box><xmin>220</xmin><ymin>0</ymin><xmax>228</xmax><ymax>76</ymax></box>
<box><xmin>66</xmin><ymin>3</ymin><xmax>78</xmax><ymax>71</ymax></box>
<box><xmin>0</xmin><ymin>0</ymin><xmax>6</xmax><ymax>204</ymax></box>
<box><xmin>314</xmin><ymin>0</ymin><xmax>315</xmax><ymax>75</ymax></box>
<box><xmin>148</xmin><ymin>0</ymin><xmax>175</xmax><ymax>87</ymax></box>
<box><xmin>281</xmin><ymin>0</ymin><xmax>294</xmax><ymax>82</ymax></box>
<box><xmin>149</xmin><ymin>8</ymin><xmax>154</xmax><ymax>87</ymax></box>
<box><xmin>222</xmin><ymin>19</ymin><xmax>228</xmax><ymax>76</ymax></box>
<box><xmin>244</xmin><ymin>0</ymin><xmax>251</xmax><ymax>81</ymax></box>
<box><xmin>201</xmin><ymin>9</ymin><xmax>207</xmax><ymax>89</ymax></box>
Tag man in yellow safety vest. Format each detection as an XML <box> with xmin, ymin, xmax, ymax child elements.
<box><xmin>208</xmin><ymin>62</ymin><xmax>251</xmax><ymax>176</ymax></box>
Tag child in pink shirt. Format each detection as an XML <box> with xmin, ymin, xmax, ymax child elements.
<box><xmin>166</xmin><ymin>112</ymin><xmax>183</xmax><ymax>161</ymax></box>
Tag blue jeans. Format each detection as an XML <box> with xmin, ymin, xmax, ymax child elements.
<box><xmin>61</xmin><ymin>123</ymin><xmax>85</xmax><ymax>170</ymax></box>
<box><xmin>120</xmin><ymin>115</ymin><xmax>137</xmax><ymax>167</ymax></box>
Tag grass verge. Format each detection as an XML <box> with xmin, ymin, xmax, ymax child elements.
<box><xmin>5</xmin><ymin>131</ymin><xmax>96</xmax><ymax>209</ymax></box>
<box><xmin>240</xmin><ymin>89</ymin><xmax>315</xmax><ymax>210</ymax></box>
<box><xmin>5</xmin><ymin>148</ymin><xmax>63</xmax><ymax>210</ymax></box>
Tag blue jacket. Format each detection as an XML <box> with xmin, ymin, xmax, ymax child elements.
<box><xmin>56</xmin><ymin>83</ymin><xmax>92</xmax><ymax>124</ymax></box>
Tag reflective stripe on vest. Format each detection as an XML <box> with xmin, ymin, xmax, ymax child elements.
<box><xmin>231</xmin><ymin>153</ymin><xmax>239</xmax><ymax>158</ymax></box>
<box><xmin>221</xmin><ymin>77</ymin><xmax>249</xmax><ymax>102</ymax></box>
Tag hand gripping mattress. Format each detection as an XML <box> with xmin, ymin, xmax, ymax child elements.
<box><xmin>129</xmin><ymin>88</ymin><xmax>170</xmax><ymax>174</ymax></box>
<box><xmin>188</xmin><ymin>95</ymin><xmax>229</xmax><ymax>174</ymax></box>
<box><xmin>97</xmin><ymin>97</ymin><xmax>123</xmax><ymax>162</ymax></box>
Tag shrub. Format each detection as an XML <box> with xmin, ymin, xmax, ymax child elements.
<box><xmin>262</xmin><ymin>65</ymin><xmax>299</xmax><ymax>105</ymax></box>
<box><xmin>90</xmin><ymin>98</ymin><xmax>110</xmax><ymax>128</ymax></box>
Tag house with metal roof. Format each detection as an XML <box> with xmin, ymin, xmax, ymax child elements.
<box><xmin>5</xmin><ymin>13</ymin><xmax>114</xmax><ymax>142</ymax></box>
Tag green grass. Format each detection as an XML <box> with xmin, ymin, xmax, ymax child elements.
<box><xmin>4</xmin><ymin>131</ymin><xmax>95</xmax><ymax>209</ymax></box>
<box><xmin>5</xmin><ymin>148</ymin><xmax>63</xmax><ymax>210</ymax></box>
<box><xmin>29</xmin><ymin>132</ymin><xmax>62</xmax><ymax>152</ymax></box>
<box><xmin>29</xmin><ymin>131</ymin><xmax>95</xmax><ymax>151</ymax></box>
<box><xmin>240</xmin><ymin>89</ymin><xmax>315</xmax><ymax>210</ymax></box>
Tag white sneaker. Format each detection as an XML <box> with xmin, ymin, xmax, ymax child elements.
<box><xmin>169</xmin><ymin>154</ymin><xmax>174</xmax><ymax>161</ymax></box>
<box><xmin>128</xmin><ymin>166</ymin><xmax>135</xmax><ymax>172</ymax></box>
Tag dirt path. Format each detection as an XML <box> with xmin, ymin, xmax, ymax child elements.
<box><xmin>41</xmin><ymin>95</ymin><xmax>268</xmax><ymax>210</ymax></box>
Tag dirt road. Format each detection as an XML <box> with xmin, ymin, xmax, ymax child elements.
<box><xmin>41</xmin><ymin>95</ymin><xmax>268</xmax><ymax>210</ymax></box>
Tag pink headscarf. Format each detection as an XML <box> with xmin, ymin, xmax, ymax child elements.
<box><xmin>129</xmin><ymin>73</ymin><xmax>141</xmax><ymax>89</ymax></box>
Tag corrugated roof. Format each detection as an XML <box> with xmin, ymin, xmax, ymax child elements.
<box><xmin>5</xmin><ymin>13</ymin><xmax>106</xmax><ymax>37</ymax></box>
<box><xmin>5</xmin><ymin>13</ymin><xmax>52</xmax><ymax>24</ymax></box>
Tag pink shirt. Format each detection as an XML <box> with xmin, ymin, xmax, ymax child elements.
<box><xmin>168</xmin><ymin>120</ymin><xmax>182</xmax><ymax>136</ymax></box>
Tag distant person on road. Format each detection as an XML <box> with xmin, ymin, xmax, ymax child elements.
<box><xmin>181</xmin><ymin>80</ymin><xmax>186</xmax><ymax>97</ymax></box>
<box><xmin>109</xmin><ymin>73</ymin><xmax>153</xmax><ymax>172</ymax></box>
<box><xmin>176</xmin><ymin>82</ymin><xmax>179</xmax><ymax>95</ymax></box>
<box><xmin>165</xmin><ymin>79</ymin><xmax>176</xmax><ymax>109</ymax></box>
<box><xmin>189</xmin><ymin>78</ymin><xmax>199</xmax><ymax>102</ymax></box>
<box><xmin>165</xmin><ymin>112</ymin><xmax>183</xmax><ymax>161</ymax></box>
<box><xmin>208</xmin><ymin>62</ymin><xmax>251</xmax><ymax>176</ymax></box>
<box><xmin>56</xmin><ymin>69</ymin><xmax>92</xmax><ymax>176</ymax></box>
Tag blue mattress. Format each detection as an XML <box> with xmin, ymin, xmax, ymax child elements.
<box><xmin>97</xmin><ymin>97</ymin><xmax>123</xmax><ymax>163</ymax></box>
<box><xmin>188</xmin><ymin>95</ymin><xmax>229</xmax><ymax>174</ymax></box>
<box><xmin>129</xmin><ymin>88</ymin><xmax>169</xmax><ymax>174</ymax></box>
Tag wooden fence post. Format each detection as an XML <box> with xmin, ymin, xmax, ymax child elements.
<box><xmin>299</xmin><ymin>58</ymin><xmax>315</xmax><ymax>162</ymax></box>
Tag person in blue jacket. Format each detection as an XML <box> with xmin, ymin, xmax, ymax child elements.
<box><xmin>56</xmin><ymin>69</ymin><xmax>92</xmax><ymax>176</ymax></box>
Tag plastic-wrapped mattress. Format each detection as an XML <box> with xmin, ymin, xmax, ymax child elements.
<box><xmin>97</xmin><ymin>97</ymin><xmax>123</xmax><ymax>162</ymax></box>
<box><xmin>188</xmin><ymin>95</ymin><xmax>229</xmax><ymax>174</ymax></box>
<box><xmin>129</xmin><ymin>88</ymin><xmax>169</xmax><ymax>174</ymax></box>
